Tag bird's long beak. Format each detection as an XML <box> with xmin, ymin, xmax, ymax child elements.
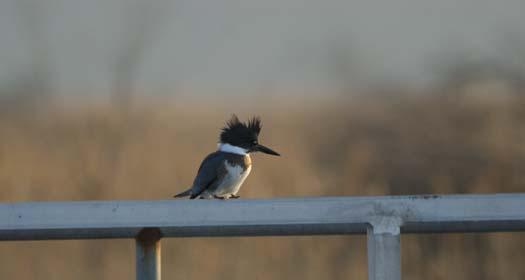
<box><xmin>254</xmin><ymin>144</ymin><xmax>280</xmax><ymax>156</ymax></box>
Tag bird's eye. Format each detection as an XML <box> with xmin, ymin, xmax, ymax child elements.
<box><xmin>252</xmin><ymin>140</ymin><xmax>258</xmax><ymax>145</ymax></box>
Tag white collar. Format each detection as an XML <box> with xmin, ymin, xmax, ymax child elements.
<box><xmin>218</xmin><ymin>143</ymin><xmax>248</xmax><ymax>155</ymax></box>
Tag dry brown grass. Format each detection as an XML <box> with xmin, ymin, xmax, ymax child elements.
<box><xmin>0</xmin><ymin>93</ymin><xmax>524</xmax><ymax>279</ymax></box>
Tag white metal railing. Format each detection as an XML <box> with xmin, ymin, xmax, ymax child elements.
<box><xmin>1</xmin><ymin>193</ymin><xmax>525</xmax><ymax>280</ymax></box>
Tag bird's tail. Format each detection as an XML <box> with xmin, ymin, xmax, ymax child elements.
<box><xmin>173</xmin><ymin>188</ymin><xmax>192</xmax><ymax>198</ymax></box>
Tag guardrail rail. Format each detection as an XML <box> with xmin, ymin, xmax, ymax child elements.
<box><xmin>2</xmin><ymin>193</ymin><xmax>525</xmax><ymax>280</ymax></box>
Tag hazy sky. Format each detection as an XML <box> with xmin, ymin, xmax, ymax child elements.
<box><xmin>1</xmin><ymin>0</ymin><xmax>524</xmax><ymax>95</ymax></box>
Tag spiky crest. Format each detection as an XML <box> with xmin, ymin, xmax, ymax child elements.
<box><xmin>220</xmin><ymin>114</ymin><xmax>261</xmax><ymax>145</ymax></box>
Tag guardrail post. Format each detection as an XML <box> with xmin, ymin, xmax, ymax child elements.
<box><xmin>136</xmin><ymin>228</ymin><xmax>162</xmax><ymax>280</ymax></box>
<box><xmin>367</xmin><ymin>217</ymin><xmax>402</xmax><ymax>280</ymax></box>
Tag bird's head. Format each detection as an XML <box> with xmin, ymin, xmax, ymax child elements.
<box><xmin>218</xmin><ymin>114</ymin><xmax>280</xmax><ymax>156</ymax></box>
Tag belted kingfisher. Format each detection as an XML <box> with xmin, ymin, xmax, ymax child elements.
<box><xmin>174</xmin><ymin>115</ymin><xmax>280</xmax><ymax>199</ymax></box>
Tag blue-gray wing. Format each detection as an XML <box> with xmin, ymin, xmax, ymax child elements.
<box><xmin>190</xmin><ymin>152</ymin><xmax>225</xmax><ymax>198</ymax></box>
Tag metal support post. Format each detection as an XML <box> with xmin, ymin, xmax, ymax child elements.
<box><xmin>367</xmin><ymin>217</ymin><xmax>402</xmax><ymax>280</ymax></box>
<box><xmin>136</xmin><ymin>228</ymin><xmax>162</xmax><ymax>280</ymax></box>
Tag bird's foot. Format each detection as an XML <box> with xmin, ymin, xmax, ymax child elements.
<box><xmin>229</xmin><ymin>194</ymin><xmax>240</xmax><ymax>199</ymax></box>
<box><xmin>213</xmin><ymin>195</ymin><xmax>227</xmax><ymax>200</ymax></box>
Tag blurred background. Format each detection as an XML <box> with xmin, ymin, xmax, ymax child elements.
<box><xmin>1</xmin><ymin>0</ymin><xmax>525</xmax><ymax>279</ymax></box>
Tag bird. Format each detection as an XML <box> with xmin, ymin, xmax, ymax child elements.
<box><xmin>174</xmin><ymin>114</ymin><xmax>280</xmax><ymax>199</ymax></box>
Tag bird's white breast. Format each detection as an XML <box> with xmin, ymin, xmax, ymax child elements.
<box><xmin>216</xmin><ymin>160</ymin><xmax>252</xmax><ymax>196</ymax></box>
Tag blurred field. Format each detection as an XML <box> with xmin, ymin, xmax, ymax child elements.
<box><xmin>0</xmin><ymin>92</ymin><xmax>525</xmax><ymax>279</ymax></box>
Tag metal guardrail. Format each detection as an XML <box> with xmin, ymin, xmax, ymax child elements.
<box><xmin>1</xmin><ymin>193</ymin><xmax>525</xmax><ymax>280</ymax></box>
